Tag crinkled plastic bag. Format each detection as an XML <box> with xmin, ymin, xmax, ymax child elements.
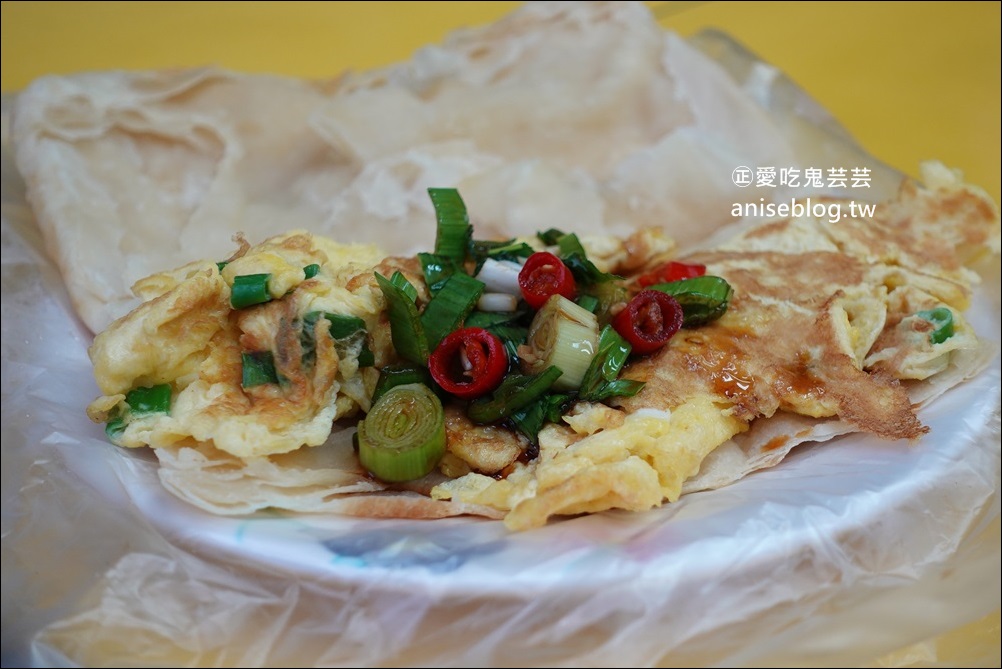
<box><xmin>2</xmin><ymin>29</ymin><xmax>1000</xmax><ymax>667</ymax></box>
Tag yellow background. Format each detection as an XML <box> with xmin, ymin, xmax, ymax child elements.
<box><xmin>1</xmin><ymin>1</ymin><xmax>999</xmax><ymax>665</ymax></box>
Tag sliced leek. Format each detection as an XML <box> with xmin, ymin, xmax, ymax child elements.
<box><xmin>428</xmin><ymin>188</ymin><xmax>472</xmax><ymax>266</ymax></box>
<box><xmin>372</xmin><ymin>364</ymin><xmax>434</xmax><ymax>405</ymax></box>
<box><xmin>651</xmin><ymin>275</ymin><xmax>733</xmax><ymax>327</ymax></box>
<box><xmin>519</xmin><ymin>294</ymin><xmax>599</xmax><ymax>391</ymax></box>
<box><xmin>578</xmin><ymin>326</ymin><xmax>645</xmax><ymax>402</ymax></box>
<box><xmin>357</xmin><ymin>383</ymin><xmax>446</xmax><ymax>482</ymax></box>
<box><xmin>420</xmin><ymin>272</ymin><xmax>485</xmax><ymax>350</ymax></box>
<box><xmin>375</xmin><ymin>271</ymin><xmax>429</xmax><ymax>364</ymax></box>
<box><xmin>475</xmin><ymin>258</ymin><xmax>524</xmax><ymax>295</ymax></box>
<box><xmin>478</xmin><ymin>292</ymin><xmax>519</xmax><ymax>312</ymax></box>
<box><xmin>467</xmin><ymin>366</ymin><xmax>563</xmax><ymax>424</ymax></box>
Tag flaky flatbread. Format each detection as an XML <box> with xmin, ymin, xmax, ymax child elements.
<box><xmin>11</xmin><ymin>1</ymin><xmax>870</xmax><ymax>335</ymax></box>
<box><xmin>9</xmin><ymin>1</ymin><xmax>1000</xmax><ymax>530</ymax></box>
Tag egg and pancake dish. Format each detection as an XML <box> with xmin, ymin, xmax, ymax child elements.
<box><xmin>9</xmin><ymin>2</ymin><xmax>999</xmax><ymax>531</ymax></box>
<box><xmin>80</xmin><ymin>165</ymin><xmax>999</xmax><ymax>530</ymax></box>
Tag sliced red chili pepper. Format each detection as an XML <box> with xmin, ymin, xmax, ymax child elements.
<box><xmin>518</xmin><ymin>251</ymin><xmax>576</xmax><ymax>310</ymax></box>
<box><xmin>637</xmin><ymin>261</ymin><xmax>706</xmax><ymax>288</ymax></box>
<box><xmin>612</xmin><ymin>289</ymin><xmax>683</xmax><ymax>355</ymax></box>
<box><xmin>428</xmin><ymin>327</ymin><xmax>508</xmax><ymax>400</ymax></box>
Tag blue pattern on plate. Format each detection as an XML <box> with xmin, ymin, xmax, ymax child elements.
<box><xmin>322</xmin><ymin>524</ymin><xmax>508</xmax><ymax>572</ymax></box>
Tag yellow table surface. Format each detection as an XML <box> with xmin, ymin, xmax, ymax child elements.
<box><xmin>2</xmin><ymin>1</ymin><xmax>999</xmax><ymax>666</ymax></box>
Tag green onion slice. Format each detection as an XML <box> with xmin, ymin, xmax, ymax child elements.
<box><xmin>465</xmin><ymin>309</ymin><xmax>529</xmax><ymax>360</ymax></box>
<box><xmin>231</xmin><ymin>273</ymin><xmax>273</xmax><ymax>309</ymax></box>
<box><xmin>428</xmin><ymin>188</ymin><xmax>472</xmax><ymax>267</ymax></box>
<box><xmin>651</xmin><ymin>275</ymin><xmax>733</xmax><ymax>327</ymax></box>
<box><xmin>509</xmin><ymin>392</ymin><xmax>572</xmax><ymax>446</ymax></box>
<box><xmin>420</xmin><ymin>273</ymin><xmax>485</xmax><ymax>350</ymax></box>
<box><xmin>303</xmin><ymin>263</ymin><xmax>320</xmax><ymax>279</ymax></box>
<box><xmin>372</xmin><ymin>364</ymin><xmax>434</xmax><ymax>405</ymax></box>
<box><xmin>418</xmin><ymin>252</ymin><xmax>456</xmax><ymax>295</ymax></box>
<box><xmin>585</xmin><ymin>280</ymin><xmax>629</xmax><ymax>324</ymax></box>
<box><xmin>242</xmin><ymin>351</ymin><xmax>279</xmax><ymax>387</ymax></box>
<box><xmin>536</xmin><ymin>228</ymin><xmax>566</xmax><ymax>246</ymax></box>
<box><xmin>126</xmin><ymin>384</ymin><xmax>172</xmax><ymax>414</ymax></box>
<box><xmin>376</xmin><ymin>272</ymin><xmax>430</xmax><ymax>364</ymax></box>
<box><xmin>323</xmin><ymin>313</ymin><xmax>366</xmax><ymax>340</ymax></box>
<box><xmin>916</xmin><ymin>307</ymin><xmax>955</xmax><ymax>344</ymax></box>
<box><xmin>578</xmin><ymin>326</ymin><xmax>645</xmax><ymax>402</ymax></box>
<box><xmin>389</xmin><ymin>270</ymin><xmax>420</xmax><ymax>303</ymax></box>
<box><xmin>467</xmin><ymin>366</ymin><xmax>563</xmax><ymax>425</ymax></box>
<box><xmin>521</xmin><ymin>295</ymin><xmax>599</xmax><ymax>392</ymax></box>
<box><xmin>357</xmin><ymin>383</ymin><xmax>446</xmax><ymax>482</ymax></box>
<box><xmin>105</xmin><ymin>416</ymin><xmax>127</xmax><ymax>443</ymax></box>
<box><xmin>105</xmin><ymin>384</ymin><xmax>172</xmax><ymax>444</ymax></box>
<box><xmin>576</xmin><ymin>294</ymin><xmax>600</xmax><ymax>313</ymax></box>
<box><xmin>465</xmin><ymin>310</ymin><xmax>526</xmax><ymax>329</ymax></box>
<box><xmin>537</xmin><ymin>228</ymin><xmax>618</xmax><ymax>287</ymax></box>
<box><xmin>301</xmin><ymin>312</ymin><xmax>375</xmax><ymax>368</ymax></box>
<box><xmin>469</xmin><ymin>238</ymin><xmax>534</xmax><ymax>273</ymax></box>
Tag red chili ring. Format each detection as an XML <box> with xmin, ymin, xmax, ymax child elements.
<box><xmin>612</xmin><ymin>289</ymin><xmax>683</xmax><ymax>355</ymax></box>
<box><xmin>637</xmin><ymin>261</ymin><xmax>706</xmax><ymax>288</ymax></box>
<box><xmin>428</xmin><ymin>327</ymin><xmax>508</xmax><ymax>400</ymax></box>
<box><xmin>518</xmin><ymin>251</ymin><xmax>576</xmax><ymax>310</ymax></box>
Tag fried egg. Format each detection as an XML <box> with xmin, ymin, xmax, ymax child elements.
<box><xmin>87</xmin><ymin>232</ymin><xmax>386</xmax><ymax>458</ymax></box>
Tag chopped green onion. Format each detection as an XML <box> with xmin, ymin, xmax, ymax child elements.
<box><xmin>372</xmin><ymin>364</ymin><xmax>434</xmax><ymax>404</ymax></box>
<box><xmin>916</xmin><ymin>307</ymin><xmax>954</xmax><ymax>344</ymax></box>
<box><xmin>242</xmin><ymin>351</ymin><xmax>279</xmax><ymax>387</ymax></box>
<box><xmin>105</xmin><ymin>416</ymin><xmax>126</xmax><ymax>443</ymax></box>
<box><xmin>301</xmin><ymin>311</ymin><xmax>375</xmax><ymax>368</ymax></box>
<box><xmin>216</xmin><ymin>261</ymin><xmax>229</xmax><ymax>272</ymax></box>
<box><xmin>357</xmin><ymin>383</ymin><xmax>446</xmax><ymax>482</ymax></box>
<box><xmin>521</xmin><ymin>295</ymin><xmax>599</xmax><ymax>392</ymax></box>
<box><xmin>469</xmin><ymin>238</ymin><xmax>534</xmax><ymax>273</ymax></box>
<box><xmin>508</xmin><ymin>393</ymin><xmax>572</xmax><ymax>446</ymax></box>
<box><xmin>586</xmin><ymin>280</ymin><xmax>629</xmax><ymax>323</ymax></box>
<box><xmin>105</xmin><ymin>384</ymin><xmax>172</xmax><ymax>444</ymax></box>
<box><xmin>536</xmin><ymin>228</ymin><xmax>566</xmax><ymax>246</ymax></box>
<box><xmin>418</xmin><ymin>252</ymin><xmax>456</xmax><ymax>295</ymax></box>
<box><xmin>323</xmin><ymin>313</ymin><xmax>367</xmax><ymax>340</ymax></box>
<box><xmin>576</xmin><ymin>294</ymin><xmax>600</xmax><ymax>313</ymax></box>
<box><xmin>467</xmin><ymin>366</ymin><xmax>563</xmax><ymax>424</ymax></box>
<box><xmin>465</xmin><ymin>310</ymin><xmax>527</xmax><ymax>329</ymax></box>
<box><xmin>375</xmin><ymin>272</ymin><xmax>429</xmax><ymax>364</ymax></box>
<box><xmin>578</xmin><ymin>326</ymin><xmax>645</xmax><ymax>402</ymax></box>
<box><xmin>536</xmin><ymin>229</ymin><xmax>618</xmax><ymax>287</ymax></box>
<box><xmin>556</xmin><ymin>231</ymin><xmax>587</xmax><ymax>258</ymax></box>
<box><xmin>561</xmin><ymin>253</ymin><xmax>617</xmax><ymax>287</ymax></box>
<box><xmin>126</xmin><ymin>384</ymin><xmax>172</xmax><ymax>414</ymax></box>
<box><xmin>420</xmin><ymin>273</ymin><xmax>485</xmax><ymax>350</ymax></box>
<box><xmin>465</xmin><ymin>309</ymin><xmax>529</xmax><ymax>358</ymax></box>
<box><xmin>651</xmin><ymin>275</ymin><xmax>733</xmax><ymax>327</ymax></box>
<box><xmin>303</xmin><ymin>263</ymin><xmax>320</xmax><ymax>279</ymax></box>
<box><xmin>337</xmin><ymin>317</ymin><xmax>375</xmax><ymax>368</ymax></box>
<box><xmin>428</xmin><ymin>188</ymin><xmax>472</xmax><ymax>267</ymax></box>
<box><xmin>356</xmin><ymin>348</ymin><xmax>375</xmax><ymax>368</ymax></box>
<box><xmin>389</xmin><ymin>270</ymin><xmax>420</xmax><ymax>303</ymax></box>
<box><xmin>231</xmin><ymin>273</ymin><xmax>273</xmax><ymax>309</ymax></box>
